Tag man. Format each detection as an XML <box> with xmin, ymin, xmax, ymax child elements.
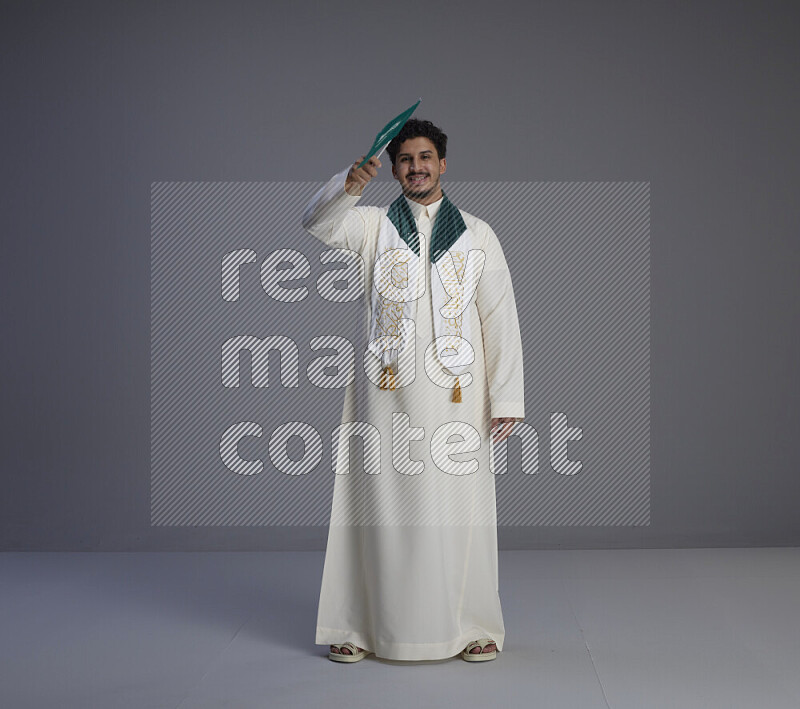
<box><xmin>301</xmin><ymin>119</ymin><xmax>525</xmax><ymax>662</ymax></box>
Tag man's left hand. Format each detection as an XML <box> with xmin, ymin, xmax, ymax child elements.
<box><xmin>491</xmin><ymin>417</ymin><xmax>524</xmax><ymax>443</ymax></box>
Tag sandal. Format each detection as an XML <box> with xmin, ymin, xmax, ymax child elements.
<box><xmin>461</xmin><ymin>637</ymin><xmax>497</xmax><ymax>662</ymax></box>
<box><xmin>328</xmin><ymin>642</ymin><xmax>369</xmax><ymax>663</ymax></box>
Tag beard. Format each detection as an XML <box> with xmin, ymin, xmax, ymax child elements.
<box><xmin>402</xmin><ymin>174</ymin><xmax>439</xmax><ymax>201</ymax></box>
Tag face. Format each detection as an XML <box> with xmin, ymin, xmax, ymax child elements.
<box><xmin>391</xmin><ymin>136</ymin><xmax>447</xmax><ymax>204</ymax></box>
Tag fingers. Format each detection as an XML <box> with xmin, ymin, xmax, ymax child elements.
<box><xmin>350</xmin><ymin>156</ymin><xmax>381</xmax><ymax>182</ymax></box>
<box><xmin>491</xmin><ymin>420</ymin><xmax>512</xmax><ymax>443</ymax></box>
<box><xmin>491</xmin><ymin>417</ymin><xmax>523</xmax><ymax>443</ymax></box>
<box><xmin>494</xmin><ymin>421</ymin><xmax>514</xmax><ymax>442</ymax></box>
<box><xmin>345</xmin><ymin>156</ymin><xmax>381</xmax><ymax>196</ymax></box>
<box><xmin>359</xmin><ymin>155</ymin><xmax>381</xmax><ymax>177</ymax></box>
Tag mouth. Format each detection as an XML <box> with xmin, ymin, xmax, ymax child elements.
<box><xmin>407</xmin><ymin>174</ymin><xmax>429</xmax><ymax>186</ymax></box>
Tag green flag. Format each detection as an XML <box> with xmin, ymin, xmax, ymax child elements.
<box><xmin>357</xmin><ymin>98</ymin><xmax>422</xmax><ymax>168</ymax></box>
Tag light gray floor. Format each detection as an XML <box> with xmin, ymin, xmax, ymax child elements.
<box><xmin>1</xmin><ymin>548</ymin><xmax>798</xmax><ymax>709</ymax></box>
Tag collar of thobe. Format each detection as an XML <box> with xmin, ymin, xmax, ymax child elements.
<box><xmin>387</xmin><ymin>190</ymin><xmax>467</xmax><ymax>263</ymax></box>
<box><xmin>404</xmin><ymin>194</ymin><xmax>442</xmax><ymax>223</ymax></box>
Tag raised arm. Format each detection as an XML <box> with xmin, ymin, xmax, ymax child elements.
<box><xmin>300</xmin><ymin>156</ymin><xmax>382</xmax><ymax>254</ymax></box>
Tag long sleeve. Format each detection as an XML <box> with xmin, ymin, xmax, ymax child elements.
<box><xmin>475</xmin><ymin>225</ymin><xmax>526</xmax><ymax>420</ymax></box>
<box><xmin>301</xmin><ymin>165</ymin><xmax>371</xmax><ymax>255</ymax></box>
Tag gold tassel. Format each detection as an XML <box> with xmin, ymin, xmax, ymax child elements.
<box><xmin>451</xmin><ymin>376</ymin><xmax>462</xmax><ymax>403</ymax></box>
<box><xmin>380</xmin><ymin>365</ymin><xmax>396</xmax><ymax>391</ymax></box>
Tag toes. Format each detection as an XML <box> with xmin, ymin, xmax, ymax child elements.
<box><xmin>466</xmin><ymin>640</ymin><xmax>496</xmax><ymax>654</ymax></box>
<box><xmin>331</xmin><ymin>643</ymin><xmax>365</xmax><ymax>656</ymax></box>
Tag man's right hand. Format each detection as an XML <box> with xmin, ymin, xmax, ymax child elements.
<box><xmin>345</xmin><ymin>156</ymin><xmax>381</xmax><ymax>196</ymax></box>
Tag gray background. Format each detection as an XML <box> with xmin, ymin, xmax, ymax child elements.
<box><xmin>2</xmin><ymin>0</ymin><xmax>798</xmax><ymax>550</ymax></box>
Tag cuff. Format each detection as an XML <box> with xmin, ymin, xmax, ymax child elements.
<box><xmin>303</xmin><ymin>165</ymin><xmax>362</xmax><ymax>230</ymax></box>
<box><xmin>328</xmin><ymin>165</ymin><xmax>362</xmax><ymax>205</ymax></box>
<box><xmin>490</xmin><ymin>401</ymin><xmax>525</xmax><ymax>419</ymax></box>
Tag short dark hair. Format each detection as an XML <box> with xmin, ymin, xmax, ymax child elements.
<box><xmin>386</xmin><ymin>118</ymin><xmax>447</xmax><ymax>165</ymax></box>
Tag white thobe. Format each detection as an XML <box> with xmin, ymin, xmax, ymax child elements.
<box><xmin>302</xmin><ymin>166</ymin><xmax>525</xmax><ymax>660</ymax></box>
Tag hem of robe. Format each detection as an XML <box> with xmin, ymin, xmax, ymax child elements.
<box><xmin>315</xmin><ymin>626</ymin><xmax>505</xmax><ymax>661</ymax></box>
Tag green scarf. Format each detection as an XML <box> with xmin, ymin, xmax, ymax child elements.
<box><xmin>386</xmin><ymin>190</ymin><xmax>468</xmax><ymax>263</ymax></box>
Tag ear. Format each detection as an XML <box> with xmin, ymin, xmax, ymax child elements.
<box><xmin>439</xmin><ymin>157</ymin><xmax>447</xmax><ymax>175</ymax></box>
<box><xmin>391</xmin><ymin>164</ymin><xmax>398</xmax><ymax>180</ymax></box>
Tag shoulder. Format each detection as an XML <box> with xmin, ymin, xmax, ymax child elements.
<box><xmin>343</xmin><ymin>205</ymin><xmax>388</xmax><ymax>261</ymax></box>
<box><xmin>343</xmin><ymin>204</ymin><xmax>388</xmax><ymax>232</ymax></box>
<box><xmin>351</xmin><ymin>204</ymin><xmax>388</xmax><ymax>222</ymax></box>
<box><xmin>353</xmin><ymin>204</ymin><xmax>388</xmax><ymax>216</ymax></box>
<box><xmin>456</xmin><ymin>208</ymin><xmax>511</xmax><ymax>273</ymax></box>
<box><xmin>457</xmin><ymin>208</ymin><xmax>498</xmax><ymax>247</ymax></box>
